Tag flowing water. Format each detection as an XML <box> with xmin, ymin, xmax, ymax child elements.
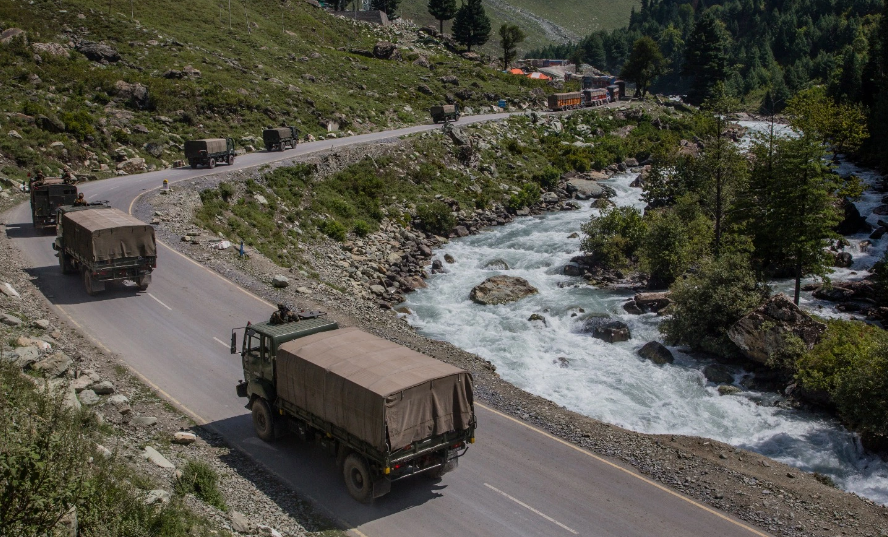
<box><xmin>403</xmin><ymin>122</ymin><xmax>888</xmax><ymax>504</ymax></box>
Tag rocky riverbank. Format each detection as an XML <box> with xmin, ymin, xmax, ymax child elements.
<box><xmin>138</xmin><ymin>137</ymin><xmax>888</xmax><ymax>537</ymax></box>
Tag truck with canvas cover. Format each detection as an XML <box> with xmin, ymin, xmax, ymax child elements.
<box><xmin>53</xmin><ymin>205</ymin><xmax>157</xmax><ymax>295</ymax></box>
<box><xmin>232</xmin><ymin>315</ymin><xmax>476</xmax><ymax>503</ymax></box>
<box><xmin>429</xmin><ymin>104</ymin><xmax>460</xmax><ymax>123</ymax></box>
<box><xmin>184</xmin><ymin>138</ymin><xmax>236</xmax><ymax>169</ymax></box>
<box><xmin>262</xmin><ymin>126</ymin><xmax>298</xmax><ymax>151</ymax></box>
<box><xmin>29</xmin><ymin>176</ymin><xmax>77</xmax><ymax>229</ymax></box>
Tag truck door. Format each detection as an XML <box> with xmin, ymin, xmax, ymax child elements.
<box><xmin>242</xmin><ymin>329</ymin><xmax>274</xmax><ymax>382</ymax></box>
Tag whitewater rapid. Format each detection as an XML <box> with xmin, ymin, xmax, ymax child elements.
<box><xmin>403</xmin><ymin>127</ymin><xmax>888</xmax><ymax>505</ymax></box>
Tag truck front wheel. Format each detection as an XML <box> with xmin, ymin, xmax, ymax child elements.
<box><xmin>251</xmin><ymin>398</ymin><xmax>275</xmax><ymax>442</ymax></box>
<box><xmin>208</xmin><ymin>158</ymin><xmax>216</xmax><ymax>169</ymax></box>
<box><xmin>343</xmin><ymin>453</ymin><xmax>373</xmax><ymax>503</ymax></box>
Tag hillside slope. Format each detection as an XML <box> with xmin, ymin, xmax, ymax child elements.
<box><xmin>0</xmin><ymin>0</ymin><xmax>546</xmax><ymax>185</ymax></box>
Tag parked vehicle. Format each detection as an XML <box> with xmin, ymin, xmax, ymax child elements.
<box><xmin>583</xmin><ymin>88</ymin><xmax>609</xmax><ymax>107</ymax></box>
<box><xmin>53</xmin><ymin>205</ymin><xmax>156</xmax><ymax>295</ymax></box>
<box><xmin>547</xmin><ymin>92</ymin><xmax>584</xmax><ymax>111</ymax></box>
<box><xmin>429</xmin><ymin>104</ymin><xmax>461</xmax><ymax>123</ymax></box>
<box><xmin>262</xmin><ymin>127</ymin><xmax>299</xmax><ymax>151</ymax></box>
<box><xmin>184</xmin><ymin>138</ymin><xmax>236</xmax><ymax>169</ymax></box>
<box><xmin>29</xmin><ymin>176</ymin><xmax>77</xmax><ymax>229</ymax></box>
<box><xmin>232</xmin><ymin>312</ymin><xmax>476</xmax><ymax>503</ymax></box>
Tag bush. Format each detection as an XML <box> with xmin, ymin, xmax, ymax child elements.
<box><xmin>317</xmin><ymin>219</ymin><xmax>347</xmax><ymax>241</ymax></box>
<box><xmin>352</xmin><ymin>219</ymin><xmax>372</xmax><ymax>237</ymax></box>
<box><xmin>660</xmin><ymin>253</ymin><xmax>770</xmax><ymax>356</ymax></box>
<box><xmin>580</xmin><ymin>206</ymin><xmax>646</xmax><ymax>268</ymax></box>
<box><xmin>415</xmin><ymin>201</ymin><xmax>456</xmax><ymax>236</ymax></box>
<box><xmin>532</xmin><ymin>167</ymin><xmax>561</xmax><ymax>190</ymax></box>
<box><xmin>174</xmin><ymin>460</ymin><xmax>226</xmax><ymax>511</ymax></box>
<box><xmin>507</xmin><ymin>183</ymin><xmax>541</xmax><ymax>211</ymax></box>
<box><xmin>218</xmin><ymin>182</ymin><xmax>235</xmax><ymax>202</ymax></box>
<box><xmin>640</xmin><ymin>205</ymin><xmax>713</xmax><ymax>287</ymax></box>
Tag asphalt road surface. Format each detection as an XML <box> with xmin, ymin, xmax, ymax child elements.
<box><xmin>6</xmin><ymin>114</ymin><xmax>771</xmax><ymax>537</ymax></box>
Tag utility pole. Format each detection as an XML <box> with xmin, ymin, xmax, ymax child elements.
<box><xmin>228</xmin><ymin>0</ymin><xmax>232</xmax><ymax>29</ymax></box>
<box><xmin>131</xmin><ymin>0</ymin><xmax>134</xmax><ymax>19</ymax></box>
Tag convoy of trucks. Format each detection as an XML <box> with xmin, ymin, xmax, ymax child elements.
<box><xmin>53</xmin><ymin>205</ymin><xmax>157</xmax><ymax>295</ymax></box>
<box><xmin>184</xmin><ymin>138</ymin><xmax>237</xmax><ymax>169</ymax></box>
<box><xmin>232</xmin><ymin>314</ymin><xmax>476</xmax><ymax>502</ymax></box>
<box><xmin>29</xmin><ymin>176</ymin><xmax>77</xmax><ymax>230</ymax></box>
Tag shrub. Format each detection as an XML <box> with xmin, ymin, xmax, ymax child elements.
<box><xmin>580</xmin><ymin>206</ymin><xmax>646</xmax><ymax>268</ymax></box>
<box><xmin>640</xmin><ymin>205</ymin><xmax>713</xmax><ymax>287</ymax></box>
<box><xmin>218</xmin><ymin>182</ymin><xmax>235</xmax><ymax>202</ymax></box>
<box><xmin>415</xmin><ymin>201</ymin><xmax>456</xmax><ymax>236</ymax></box>
<box><xmin>352</xmin><ymin>219</ymin><xmax>372</xmax><ymax>237</ymax></box>
<box><xmin>507</xmin><ymin>183</ymin><xmax>541</xmax><ymax>211</ymax></box>
<box><xmin>532</xmin><ymin>167</ymin><xmax>561</xmax><ymax>190</ymax></box>
<box><xmin>317</xmin><ymin>219</ymin><xmax>347</xmax><ymax>241</ymax></box>
<box><xmin>660</xmin><ymin>253</ymin><xmax>770</xmax><ymax>356</ymax></box>
<box><xmin>174</xmin><ymin>460</ymin><xmax>227</xmax><ymax>511</ymax></box>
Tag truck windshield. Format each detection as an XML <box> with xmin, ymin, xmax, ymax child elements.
<box><xmin>245</xmin><ymin>329</ymin><xmax>261</xmax><ymax>354</ymax></box>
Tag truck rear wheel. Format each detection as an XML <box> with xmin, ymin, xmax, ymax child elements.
<box><xmin>343</xmin><ymin>453</ymin><xmax>373</xmax><ymax>503</ymax></box>
<box><xmin>208</xmin><ymin>158</ymin><xmax>216</xmax><ymax>169</ymax></box>
<box><xmin>251</xmin><ymin>398</ymin><xmax>275</xmax><ymax>442</ymax></box>
<box><xmin>82</xmin><ymin>269</ymin><xmax>97</xmax><ymax>296</ymax></box>
<box><xmin>59</xmin><ymin>253</ymin><xmax>74</xmax><ymax>275</ymax></box>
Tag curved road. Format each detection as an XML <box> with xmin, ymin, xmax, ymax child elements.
<box><xmin>6</xmin><ymin>115</ymin><xmax>770</xmax><ymax>537</ymax></box>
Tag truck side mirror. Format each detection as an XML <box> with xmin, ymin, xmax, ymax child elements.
<box><xmin>230</xmin><ymin>332</ymin><xmax>237</xmax><ymax>354</ymax></box>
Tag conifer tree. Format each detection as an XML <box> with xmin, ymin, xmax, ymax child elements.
<box><xmin>620</xmin><ymin>36</ymin><xmax>668</xmax><ymax>97</ymax></box>
<box><xmin>683</xmin><ymin>11</ymin><xmax>731</xmax><ymax>105</ymax></box>
<box><xmin>453</xmin><ymin>0</ymin><xmax>491</xmax><ymax>52</ymax></box>
<box><xmin>499</xmin><ymin>24</ymin><xmax>526</xmax><ymax>70</ymax></box>
<box><xmin>427</xmin><ymin>0</ymin><xmax>457</xmax><ymax>35</ymax></box>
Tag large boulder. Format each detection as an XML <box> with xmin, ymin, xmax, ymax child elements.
<box><xmin>565</xmin><ymin>178</ymin><xmax>604</xmax><ymax>200</ymax></box>
<box><xmin>114</xmin><ymin>80</ymin><xmax>150</xmax><ymax>109</ymax></box>
<box><xmin>0</xmin><ymin>28</ymin><xmax>27</xmax><ymax>44</ymax></box>
<box><xmin>581</xmin><ymin>316</ymin><xmax>631</xmax><ymax>343</ymax></box>
<box><xmin>834</xmin><ymin>198</ymin><xmax>870</xmax><ymax>235</ymax></box>
<box><xmin>638</xmin><ymin>341</ymin><xmax>673</xmax><ymax>364</ymax></box>
<box><xmin>634</xmin><ymin>292</ymin><xmax>671</xmax><ymax>313</ymax></box>
<box><xmin>727</xmin><ymin>293</ymin><xmax>826</xmax><ymax>365</ymax></box>
<box><xmin>373</xmin><ymin>41</ymin><xmax>400</xmax><ymax>60</ymax></box>
<box><xmin>470</xmin><ymin>275</ymin><xmax>538</xmax><ymax>305</ymax></box>
<box><xmin>76</xmin><ymin>41</ymin><xmax>120</xmax><ymax>63</ymax></box>
<box><xmin>32</xmin><ymin>42</ymin><xmax>69</xmax><ymax>57</ymax></box>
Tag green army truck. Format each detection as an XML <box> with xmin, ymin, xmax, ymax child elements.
<box><xmin>29</xmin><ymin>176</ymin><xmax>77</xmax><ymax>230</ymax></box>
<box><xmin>53</xmin><ymin>205</ymin><xmax>157</xmax><ymax>295</ymax></box>
<box><xmin>262</xmin><ymin>126</ymin><xmax>299</xmax><ymax>151</ymax></box>
<box><xmin>184</xmin><ymin>138</ymin><xmax>236</xmax><ymax>169</ymax></box>
<box><xmin>232</xmin><ymin>315</ymin><xmax>476</xmax><ymax>503</ymax></box>
<box><xmin>429</xmin><ymin>104</ymin><xmax>460</xmax><ymax>123</ymax></box>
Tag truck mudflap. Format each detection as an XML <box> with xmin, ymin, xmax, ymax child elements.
<box><xmin>372</xmin><ymin>477</ymin><xmax>391</xmax><ymax>498</ymax></box>
<box><xmin>391</xmin><ymin>445</ymin><xmax>469</xmax><ymax>481</ymax></box>
<box><xmin>236</xmin><ymin>380</ymin><xmax>248</xmax><ymax>398</ymax></box>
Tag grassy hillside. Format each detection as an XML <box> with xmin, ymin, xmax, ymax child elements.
<box><xmin>0</xmin><ymin>0</ymin><xmax>547</xmax><ymax>183</ymax></box>
<box><xmin>398</xmin><ymin>0</ymin><xmax>639</xmax><ymax>54</ymax></box>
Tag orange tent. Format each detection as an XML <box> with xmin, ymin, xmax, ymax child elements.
<box><xmin>527</xmin><ymin>72</ymin><xmax>551</xmax><ymax>80</ymax></box>
<box><xmin>508</xmin><ymin>68</ymin><xmax>525</xmax><ymax>75</ymax></box>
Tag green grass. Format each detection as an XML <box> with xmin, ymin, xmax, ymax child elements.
<box><xmin>0</xmin><ymin>0</ymin><xmax>548</xmax><ymax>178</ymax></box>
<box><xmin>174</xmin><ymin>460</ymin><xmax>227</xmax><ymax>511</ymax></box>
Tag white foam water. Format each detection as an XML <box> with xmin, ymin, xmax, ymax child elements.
<box><xmin>404</xmin><ymin>132</ymin><xmax>888</xmax><ymax>504</ymax></box>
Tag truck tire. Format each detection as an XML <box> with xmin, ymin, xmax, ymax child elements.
<box><xmin>59</xmin><ymin>253</ymin><xmax>74</xmax><ymax>275</ymax></box>
<box><xmin>251</xmin><ymin>398</ymin><xmax>275</xmax><ymax>442</ymax></box>
<box><xmin>137</xmin><ymin>275</ymin><xmax>150</xmax><ymax>291</ymax></box>
<box><xmin>82</xmin><ymin>269</ymin><xmax>97</xmax><ymax>296</ymax></box>
<box><xmin>208</xmin><ymin>158</ymin><xmax>216</xmax><ymax>169</ymax></box>
<box><xmin>425</xmin><ymin>457</ymin><xmax>458</xmax><ymax>480</ymax></box>
<box><xmin>228</xmin><ymin>155</ymin><xmax>235</xmax><ymax>165</ymax></box>
<box><xmin>343</xmin><ymin>453</ymin><xmax>373</xmax><ymax>503</ymax></box>
<box><xmin>190</xmin><ymin>161</ymin><xmax>198</xmax><ymax>169</ymax></box>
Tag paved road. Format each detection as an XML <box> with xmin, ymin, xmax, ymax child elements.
<box><xmin>6</xmin><ymin>114</ymin><xmax>770</xmax><ymax>537</ymax></box>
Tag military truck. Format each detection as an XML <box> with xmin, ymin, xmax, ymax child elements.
<box><xmin>262</xmin><ymin>126</ymin><xmax>299</xmax><ymax>152</ymax></box>
<box><xmin>429</xmin><ymin>104</ymin><xmax>460</xmax><ymax>123</ymax></box>
<box><xmin>232</xmin><ymin>314</ymin><xmax>476</xmax><ymax>503</ymax></box>
<box><xmin>29</xmin><ymin>176</ymin><xmax>77</xmax><ymax>230</ymax></box>
<box><xmin>53</xmin><ymin>205</ymin><xmax>157</xmax><ymax>295</ymax></box>
<box><xmin>184</xmin><ymin>138</ymin><xmax>236</xmax><ymax>169</ymax></box>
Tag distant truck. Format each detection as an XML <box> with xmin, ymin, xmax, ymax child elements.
<box><xmin>547</xmin><ymin>92</ymin><xmax>584</xmax><ymax>111</ymax></box>
<box><xmin>29</xmin><ymin>176</ymin><xmax>77</xmax><ymax>230</ymax></box>
<box><xmin>429</xmin><ymin>104</ymin><xmax>460</xmax><ymax>123</ymax></box>
<box><xmin>53</xmin><ymin>205</ymin><xmax>157</xmax><ymax>295</ymax></box>
<box><xmin>262</xmin><ymin>126</ymin><xmax>299</xmax><ymax>152</ymax></box>
<box><xmin>184</xmin><ymin>138</ymin><xmax>236</xmax><ymax>169</ymax></box>
<box><xmin>232</xmin><ymin>313</ymin><xmax>476</xmax><ymax>503</ymax></box>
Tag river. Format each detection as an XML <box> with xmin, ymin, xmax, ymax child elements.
<box><xmin>403</xmin><ymin>121</ymin><xmax>888</xmax><ymax>505</ymax></box>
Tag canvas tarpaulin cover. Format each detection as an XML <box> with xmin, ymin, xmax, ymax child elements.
<box><xmin>62</xmin><ymin>208</ymin><xmax>156</xmax><ymax>262</ymax></box>
<box><xmin>276</xmin><ymin>327</ymin><xmax>474</xmax><ymax>452</ymax></box>
<box><xmin>184</xmin><ymin>138</ymin><xmax>227</xmax><ymax>158</ymax></box>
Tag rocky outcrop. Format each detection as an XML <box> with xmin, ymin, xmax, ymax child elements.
<box><xmin>580</xmin><ymin>316</ymin><xmax>631</xmax><ymax>343</ymax></box>
<box><xmin>470</xmin><ymin>275</ymin><xmax>538</xmax><ymax>305</ymax></box>
<box><xmin>811</xmin><ymin>280</ymin><xmax>875</xmax><ymax>302</ymax></box>
<box><xmin>727</xmin><ymin>294</ymin><xmax>826</xmax><ymax>365</ymax></box>
<box><xmin>373</xmin><ymin>41</ymin><xmax>401</xmax><ymax>60</ymax></box>
<box><xmin>114</xmin><ymin>80</ymin><xmax>150</xmax><ymax>109</ymax></box>
<box><xmin>76</xmin><ymin>41</ymin><xmax>120</xmax><ymax>63</ymax></box>
<box><xmin>638</xmin><ymin>341</ymin><xmax>673</xmax><ymax>364</ymax></box>
<box><xmin>624</xmin><ymin>292</ymin><xmax>671</xmax><ymax>314</ymax></box>
<box><xmin>835</xmin><ymin>198</ymin><xmax>870</xmax><ymax>235</ymax></box>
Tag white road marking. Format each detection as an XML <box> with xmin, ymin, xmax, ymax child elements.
<box><xmin>147</xmin><ymin>293</ymin><xmax>172</xmax><ymax>310</ymax></box>
<box><xmin>213</xmin><ymin>337</ymin><xmax>229</xmax><ymax>348</ymax></box>
<box><xmin>484</xmin><ymin>483</ymin><xmax>578</xmax><ymax>534</ymax></box>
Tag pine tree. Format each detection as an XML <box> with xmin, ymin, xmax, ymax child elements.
<box><xmin>683</xmin><ymin>11</ymin><xmax>731</xmax><ymax>105</ymax></box>
<box><xmin>427</xmin><ymin>0</ymin><xmax>457</xmax><ymax>35</ymax></box>
<box><xmin>499</xmin><ymin>24</ymin><xmax>526</xmax><ymax>70</ymax></box>
<box><xmin>620</xmin><ymin>36</ymin><xmax>668</xmax><ymax>97</ymax></box>
<box><xmin>452</xmin><ymin>0</ymin><xmax>491</xmax><ymax>52</ymax></box>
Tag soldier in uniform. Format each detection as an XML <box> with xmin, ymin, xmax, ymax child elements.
<box><xmin>73</xmin><ymin>193</ymin><xmax>88</xmax><ymax>206</ymax></box>
<box><xmin>62</xmin><ymin>170</ymin><xmax>77</xmax><ymax>184</ymax></box>
<box><xmin>270</xmin><ymin>303</ymin><xmax>299</xmax><ymax>325</ymax></box>
<box><xmin>31</xmin><ymin>170</ymin><xmax>46</xmax><ymax>187</ymax></box>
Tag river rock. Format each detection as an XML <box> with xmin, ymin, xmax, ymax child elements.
<box><xmin>727</xmin><ymin>293</ymin><xmax>826</xmax><ymax>365</ymax></box>
<box><xmin>565</xmin><ymin>178</ymin><xmax>604</xmax><ymax>200</ymax></box>
<box><xmin>835</xmin><ymin>198</ymin><xmax>870</xmax><ymax>234</ymax></box>
<box><xmin>483</xmin><ymin>258</ymin><xmax>510</xmax><ymax>270</ymax></box>
<box><xmin>563</xmin><ymin>262</ymin><xmax>583</xmax><ymax>276</ymax></box>
<box><xmin>634</xmin><ymin>292</ymin><xmax>671</xmax><ymax>312</ymax></box>
<box><xmin>703</xmin><ymin>364</ymin><xmax>734</xmax><ymax>384</ymax></box>
<box><xmin>470</xmin><ymin>276</ymin><xmax>538</xmax><ymax>305</ymax></box>
<box><xmin>637</xmin><ymin>341</ymin><xmax>674</xmax><ymax>364</ymax></box>
<box><xmin>528</xmin><ymin>313</ymin><xmax>547</xmax><ymax>326</ymax></box>
<box><xmin>622</xmin><ymin>300</ymin><xmax>644</xmax><ymax>315</ymax></box>
<box><xmin>444</xmin><ymin>254</ymin><xmax>455</xmax><ymax>263</ymax></box>
<box><xmin>718</xmin><ymin>385</ymin><xmax>742</xmax><ymax>396</ymax></box>
<box><xmin>833</xmin><ymin>251</ymin><xmax>853</xmax><ymax>268</ymax></box>
<box><xmin>581</xmin><ymin>316</ymin><xmax>631</xmax><ymax>343</ymax></box>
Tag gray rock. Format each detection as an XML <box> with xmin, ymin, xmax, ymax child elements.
<box><xmin>32</xmin><ymin>352</ymin><xmax>72</xmax><ymax>377</ymax></box>
<box><xmin>271</xmin><ymin>275</ymin><xmax>289</xmax><ymax>288</ymax></box>
<box><xmin>145</xmin><ymin>489</ymin><xmax>171</xmax><ymax>505</ymax></box>
<box><xmin>1</xmin><ymin>313</ymin><xmax>23</xmax><ymax>326</ymax></box>
<box><xmin>134</xmin><ymin>416</ymin><xmax>158</xmax><ymax>427</ymax></box>
<box><xmin>254</xmin><ymin>194</ymin><xmax>268</xmax><ymax>205</ymax></box>
<box><xmin>113</xmin><ymin>80</ymin><xmax>149</xmax><ymax>108</ymax></box>
<box><xmin>581</xmin><ymin>317</ymin><xmax>631</xmax><ymax>343</ymax></box>
<box><xmin>566</xmin><ymin>178</ymin><xmax>604</xmax><ymax>200</ymax></box>
<box><xmin>0</xmin><ymin>28</ymin><xmax>27</xmax><ymax>44</ymax></box>
<box><xmin>370</xmin><ymin>284</ymin><xmax>386</xmax><ymax>295</ymax></box>
<box><xmin>563</xmin><ymin>262</ymin><xmax>583</xmax><ymax>277</ymax></box>
<box><xmin>634</xmin><ymin>292</ymin><xmax>671</xmax><ymax>312</ymax></box>
<box><xmin>638</xmin><ymin>341</ymin><xmax>674</xmax><ymax>364</ymax></box>
<box><xmin>718</xmin><ymin>385</ymin><xmax>742</xmax><ymax>396</ymax></box>
<box><xmin>95</xmin><ymin>444</ymin><xmax>112</xmax><ymax>458</ymax></box>
<box><xmin>76</xmin><ymin>41</ymin><xmax>119</xmax><ymax>62</ymax></box>
<box><xmin>33</xmin><ymin>319</ymin><xmax>50</xmax><ymax>329</ymax></box>
<box><xmin>5</xmin><ymin>346</ymin><xmax>39</xmax><ymax>367</ymax></box>
<box><xmin>373</xmin><ymin>41</ymin><xmax>400</xmax><ymax>60</ymax></box>
<box><xmin>622</xmin><ymin>300</ymin><xmax>644</xmax><ymax>315</ymax></box>
<box><xmin>108</xmin><ymin>394</ymin><xmax>130</xmax><ymax>406</ymax></box>
<box><xmin>78</xmin><ymin>389</ymin><xmax>100</xmax><ymax>406</ymax></box>
<box><xmin>445</xmin><ymin>125</ymin><xmax>470</xmax><ymax>147</ymax></box>
<box><xmin>455</xmin><ymin>226</ymin><xmax>470</xmax><ymax>237</ymax></box>
<box><xmin>483</xmin><ymin>258</ymin><xmax>510</xmax><ymax>270</ymax></box>
<box><xmin>172</xmin><ymin>431</ymin><xmax>197</xmax><ymax>445</ymax></box>
<box><xmin>90</xmin><ymin>380</ymin><xmax>115</xmax><ymax>395</ymax></box>
<box><xmin>143</xmin><ymin>446</ymin><xmax>174</xmax><ymax>468</ymax></box>
<box><xmin>1</xmin><ymin>282</ymin><xmax>20</xmax><ymax>298</ymax></box>
<box><xmin>703</xmin><ymin>364</ymin><xmax>734</xmax><ymax>384</ymax></box>
<box><xmin>230</xmin><ymin>511</ymin><xmax>253</xmax><ymax>534</ymax></box>
<box><xmin>528</xmin><ymin>313</ymin><xmax>547</xmax><ymax>326</ymax></box>
<box><xmin>444</xmin><ymin>254</ymin><xmax>456</xmax><ymax>264</ymax></box>
<box><xmin>470</xmin><ymin>276</ymin><xmax>538</xmax><ymax>305</ymax></box>
<box><xmin>295</xmin><ymin>286</ymin><xmax>311</xmax><ymax>294</ymax></box>
<box><xmin>727</xmin><ymin>293</ymin><xmax>826</xmax><ymax>365</ymax></box>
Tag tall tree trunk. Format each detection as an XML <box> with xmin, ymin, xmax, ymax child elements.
<box><xmin>794</xmin><ymin>261</ymin><xmax>802</xmax><ymax>305</ymax></box>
